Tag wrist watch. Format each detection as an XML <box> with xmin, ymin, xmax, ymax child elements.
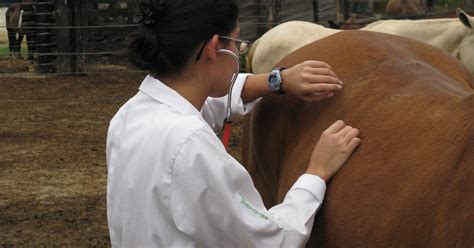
<box><xmin>268</xmin><ymin>67</ymin><xmax>287</xmax><ymax>94</ymax></box>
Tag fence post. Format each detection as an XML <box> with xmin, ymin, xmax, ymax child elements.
<box><xmin>36</xmin><ymin>0</ymin><xmax>54</xmax><ymax>73</ymax></box>
<box><xmin>72</xmin><ymin>0</ymin><xmax>85</xmax><ymax>73</ymax></box>
<box><xmin>56</xmin><ymin>0</ymin><xmax>74</xmax><ymax>73</ymax></box>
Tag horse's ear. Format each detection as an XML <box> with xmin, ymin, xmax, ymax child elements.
<box><xmin>456</xmin><ymin>8</ymin><xmax>472</xmax><ymax>29</ymax></box>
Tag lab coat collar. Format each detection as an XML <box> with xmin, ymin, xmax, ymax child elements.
<box><xmin>139</xmin><ymin>75</ymin><xmax>202</xmax><ymax>117</ymax></box>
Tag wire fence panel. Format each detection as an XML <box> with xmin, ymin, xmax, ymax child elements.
<box><xmin>0</xmin><ymin>0</ymin><xmax>472</xmax><ymax>76</ymax></box>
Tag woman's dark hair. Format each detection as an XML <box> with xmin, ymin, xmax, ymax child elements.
<box><xmin>128</xmin><ymin>0</ymin><xmax>239</xmax><ymax>75</ymax></box>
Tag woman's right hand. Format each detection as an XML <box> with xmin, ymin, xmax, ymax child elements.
<box><xmin>306</xmin><ymin>120</ymin><xmax>361</xmax><ymax>182</ymax></box>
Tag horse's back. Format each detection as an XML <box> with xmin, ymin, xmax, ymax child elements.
<box><xmin>244</xmin><ymin>30</ymin><xmax>474</xmax><ymax>247</ymax></box>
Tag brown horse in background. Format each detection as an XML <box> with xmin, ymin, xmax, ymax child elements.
<box><xmin>386</xmin><ymin>0</ymin><xmax>434</xmax><ymax>16</ymax></box>
<box><xmin>6</xmin><ymin>3</ymin><xmax>23</xmax><ymax>58</ymax></box>
<box><xmin>5</xmin><ymin>1</ymin><xmax>36</xmax><ymax>60</ymax></box>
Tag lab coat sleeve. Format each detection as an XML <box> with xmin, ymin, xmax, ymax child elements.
<box><xmin>169</xmin><ymin>127</ymin><xmax>326</xmax><ymax>247</ymax></box>
<box><xmin>201</xmin><ymin>73</ymin><xmax>260</xmax><ymax>132</ymax></box>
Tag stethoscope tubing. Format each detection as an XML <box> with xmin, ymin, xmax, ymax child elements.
<box><xmin>216</xmin><ymin>48</ymin><xmax>240</xmax><ymax>123</ymax></box>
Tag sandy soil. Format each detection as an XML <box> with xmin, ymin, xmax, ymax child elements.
<box><xmin>0</xmin><ymin>60</ymin><xmax>244</xmax><ymax>247</ymax></box>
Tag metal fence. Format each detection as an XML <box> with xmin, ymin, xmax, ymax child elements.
<box><xmin>0</xmin><ymin>0</ymin><xmax>472</xmax><ymax>76</ymax></box>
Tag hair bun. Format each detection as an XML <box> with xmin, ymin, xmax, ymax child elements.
<box><xmin>128</xmin><ymin>0</ymin><xmax>239</xmax><ymax>75</ymax></box>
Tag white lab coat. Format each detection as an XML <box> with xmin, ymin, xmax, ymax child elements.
<box><xmin>106</xmin><ymin>74</ymin><xmax>326</xmax><ymax>248</ymax></box>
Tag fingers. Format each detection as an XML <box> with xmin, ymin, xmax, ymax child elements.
<box><xmin>335</xmin><ymin>124</ymin><xmax>360</xmax><ymax>144</ymax></box>
<box><xmin>343</xmin><ymin>127</ymin><xmax>360</xmax><ymax>144</ymax></box>
<box><xmin>304</xmin><ymin>83</ymin><xmax>342</xmax><ymax>93</ymax></box>
<box><xmin>302</xmin><ymin>61</ymin><xmax>342</xmax><ymax>86</ymax></box>
<box><xmin>307</xmin><ymin>75</ymin><xmax>341</xmax><ymax>85</ymax></box>
<box><xmin>302</xmin><ymin>92</ymin><xmax>334</xmax><ymax>102</ymax></box>
<box><xmin>307</xmin><ymin>67</ymin><xmax>337</xmax><ymax>78</ymax></box>
<box><xmin>325</xmin><ymin>120</ymin><xmax>345</xmax><ymax>134</ymax></box>
<box><xmin>287</xmin><ymin>60</ymin><xmax>347</xmax><ymax>101</ymax></box>
<box><xmin>348</xmin><ymin>137</ymin><xmax>362</xmax><ymax>150</ymax></box>
<box><xmin>338</xmin><ymin>125</ymin><xmax>353</xmax><ymax>137</ymax></box>
<box><xmin>325</xmin><ymin>121</ymin><xmax>361</xmax><ymax>146</ymax></box>
<box><xmin>303</xmin><ymin>60</ymin><xmax>331</xmax><ymax>69</ymax></box>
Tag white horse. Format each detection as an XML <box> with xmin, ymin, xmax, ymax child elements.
<box><xmin>248</xmin><ymin>8</ymin><xmax>474</xmax><ymax>74</ymax></box>
<box><xmin>363</xmin><ymin>9</ymin><xmax>474</xmax><ymax>74</ymax></box>
<box><xmin>249</xmin><ymin>21</ymin><xmax>340</xmax><ymax>74</ymax></box>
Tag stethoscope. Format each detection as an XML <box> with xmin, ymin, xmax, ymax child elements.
<box><xmin>216</xmin><ymin>48</ymin><xmax>240</xmax><ymax>149</ymax></box>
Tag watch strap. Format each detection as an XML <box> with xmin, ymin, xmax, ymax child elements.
<box><xmin>275</xmin><ymin>67</ymin><xmax>287</xmax><ymax>94</ymax></box>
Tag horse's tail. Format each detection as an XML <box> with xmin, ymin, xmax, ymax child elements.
<box><xmin>246</xmin><ymin>38</ymin><xmax>260</xmax><ymax>73</ymax></box>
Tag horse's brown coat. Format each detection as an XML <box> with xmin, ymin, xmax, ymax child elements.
<box><xmin>242</xmin><ymin>31</ymin><xmax>474</xmax><ymax>247</ymax></box>
<box><xmin>386</xmin><ymin>0</ymin><xmax>428</xmax><ymax>16</ymax></box>
<box><xmin>5</xmin><ymin>1</ymin><xmax>36</xmax><ymax>60</ymax></box>
<box><xmin>6</xmin><ymin>3</ymin><xmax>23</xmax><ymax>57</ymax></box>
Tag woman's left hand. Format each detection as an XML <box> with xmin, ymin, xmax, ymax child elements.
<box><xmin>280</xmin><ymin>60</ymin><xmax>343</xmax><ymax>102</ymax></box>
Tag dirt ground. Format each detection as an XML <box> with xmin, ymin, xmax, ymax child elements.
<box><xmin>0</xmin><ymin>60</ymin><xmax>244</xmax><ymax>247</ymax></box>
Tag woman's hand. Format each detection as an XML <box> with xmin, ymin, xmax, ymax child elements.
<box><xmin>306</xmin><ymin>120</ymin><xmax>361</xmax><ymax>182</ymax></box>
<box><xmin>281</xmin><ymin>60</ymin><xmax>343</xmax><ymax>102</ymax></box>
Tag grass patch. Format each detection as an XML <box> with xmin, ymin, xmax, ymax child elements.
<box><xmin>0</xmin><ymin>46</ymin><xmax>28</xmax><ymax>58</ymax></box>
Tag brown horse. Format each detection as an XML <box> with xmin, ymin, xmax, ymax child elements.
<box><xmin>6</xmin><ymin>3</ymin><xmax>23</xmax><ymax>58</ymax></box>
<box><xmin>386</xmin><ymin>0</ymin><xmax>433</xmax><ymax>17</ymax></box>
<box><xmin>242</xmin><ymin>30</ymin><xmax>474</xmax><ymax>247</ymax></box>
<box><xmin>5</xmin><ymin>1</ymin><xmax>36</xmax><ymax>59</ymax></box>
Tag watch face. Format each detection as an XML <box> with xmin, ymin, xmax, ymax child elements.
<box><xmin>268</xmin><ymin>70</ymin><xmax>281</xmax><ymax>92</ymax></box>
<box><xmin>270</xmin><ymin>75</ymin><xmax>278</xmax><ymax>86</ymax></box>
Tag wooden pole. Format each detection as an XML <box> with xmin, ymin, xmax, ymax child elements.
<box><xmin>313</xmin><ymin>0</ymin><xmax>319</xmax><ymax>22</ymax></box>
<box><xmin>36</xmin><ymin>0</ymin><xmax>54</xmax><ymax>73</ymax></box>
<box><xmin>336</xmin><ymin>0</ymin><xmax>345</xmax><ymax>22</ymax></box>
<box><xmin>55</xmin><ymin>0</ymin><xmax>74</xmax><ymax>73</ymax></box>
<box><xmin>71</xmin><ymin>0</ymin><xmax>84</xmax><ymax>73</ymax></box>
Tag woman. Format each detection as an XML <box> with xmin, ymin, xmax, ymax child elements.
<box><xmin>106</xmin><ymin>0</ymin><xmax>361</xmax><ymax>247</ymax></box>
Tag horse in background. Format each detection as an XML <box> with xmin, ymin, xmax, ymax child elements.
<box><xmin>329</xmin><ymin>9</ymin><xmax>474</xmax><ymax>30</ymax></box>
<box><xmin>386</xmin><ymin>0</ymin><xmax>434</xmax><ymax>17</ymax></box>
<box><xmin>6</xmin><ymin>3</ymin><xmax>23</xmax><ymax>58</ymax></box>
<box><xmin>5</xmin><ymin>1</ymin><xmax>37</xmax><ymax>60</ymax></box>
<box><xmin>247</xmin><ymin>21</ymin><xmax>340</xmax><ymax>74</ymax></box>
<box><xmin>328</xmin><ymin>0</ymin><xmax>436</xmax><ymax>29</ymax></box>
<box><xmin>247</xmin><ymin>9</ymin><xmax>474</xmax><ymax>75</ymax></box>
<box><xmin>363</xmin><ymin>8</ymin><xmax>474</xmax><ymax>74</ymax></box>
